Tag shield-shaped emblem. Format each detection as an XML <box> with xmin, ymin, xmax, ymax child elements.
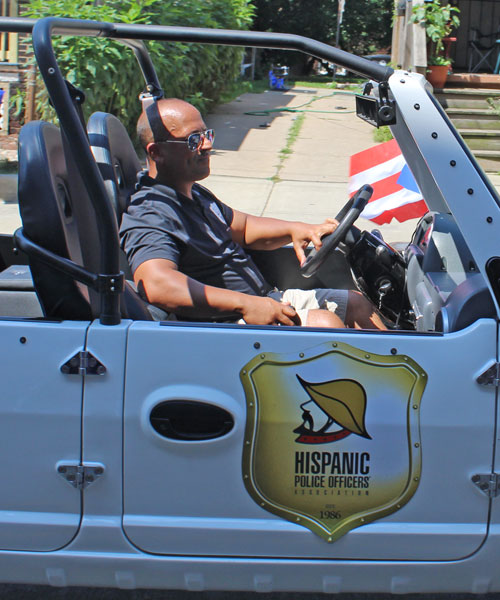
<box><xmin>240</xmin><ymin>342</ymin><xmax>426</xmax><ymax>542</ymax></box>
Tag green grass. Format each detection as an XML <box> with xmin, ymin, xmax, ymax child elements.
<box><xmin>271</xmin><ymin>112</ymin><xmax>307</xmax><ymax>183</ymax></box>
<box><xmin>373</xmin><ymin>125</ymin><xmax>393</xmax><ymax>143</ymax></box>
<box><xmin>290</xmin><ymin>75</ymin><xmax>364</xmax><ymax>90</ymax></box>
<box><xmin>280</xmin><ymin>112</ymin><xmax>306</xmax><ymax>160</ymax></box>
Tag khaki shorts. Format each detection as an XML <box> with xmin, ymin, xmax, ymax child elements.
<box><xmin>268</xmin><ymin>288</ymin><xmax>348</xmax><ymax>325</ymax></box>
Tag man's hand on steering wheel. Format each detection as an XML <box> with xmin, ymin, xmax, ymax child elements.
<box><xmin>300</xmin><ymin>184</ymin><xmax>373</xmax><ymax>278</ymax></box>
<box><xmin>291</xmin><ymin>218</ymin><xmax>339</xmax><ymax>266</ymax></box>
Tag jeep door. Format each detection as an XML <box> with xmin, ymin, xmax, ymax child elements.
<box><xmin>122</xmin><ymin>319</ymin><xmax>496</xmax><ymax>561</ymax></box>
<box><xmin>0</xmin><ymin>319</ymin><xmax>88</xmax><ymax>551</ymax></box>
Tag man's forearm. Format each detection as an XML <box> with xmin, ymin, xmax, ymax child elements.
<box><xmin>136</xmin><ymin>264</ymin><xmax>248</xmax><ymax>318</ymax></box>
<box><xmin>134</xmin><ymin>258</ymin><xmax>299</xmax><ymax>325</ymax></box>
<box><xmin>242</xmin><ymin>214</ymin><xmax>296</xmax><ymax>249</ymax></box>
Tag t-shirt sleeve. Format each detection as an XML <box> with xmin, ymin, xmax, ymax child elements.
<box><xmin>119</xmin><ymin>202</ymin><xmax>182</xmax><ymax>274</ymax></box>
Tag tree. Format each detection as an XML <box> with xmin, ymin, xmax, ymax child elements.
<box><xmin>252</xmin><ymin>0</ymin><xmax>393</xmax><ymax>74</ymax></box>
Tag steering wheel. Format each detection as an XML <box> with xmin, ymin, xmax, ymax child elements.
<box><xmin>300</xmin><ymin>184</ymin><xmax>373</xmax><ymax>278</ymax></box>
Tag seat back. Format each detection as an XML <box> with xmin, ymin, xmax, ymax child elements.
<box><xmin>17</xmin><ymin>120</ymin><xmax>154</xmax><ymax>321</ymax></box>
<box><xmin>87</xmin><ymin>111</ymin><xmax>142</xmax><ymax>222</ymax></box>
<box><xmin>17</xmin><ymin>121</ymin><xmax>92</xmax><ymax>319</ymax></box>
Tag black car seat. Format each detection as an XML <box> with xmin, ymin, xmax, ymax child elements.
<box><xmin>87</xmin><ymin>111</ymin><xmax>142</xmax><ymax>222</ymax></box>
<box><xmin>16</xmin><ymin>120</ymin><xmax>154</xmax><ymax>321</ymax></box>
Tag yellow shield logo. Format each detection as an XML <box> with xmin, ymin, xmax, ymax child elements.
<box><xmin>241</xmin><ymin>342</ymin><xmax>427</xmax><ymax>542</ymax></box>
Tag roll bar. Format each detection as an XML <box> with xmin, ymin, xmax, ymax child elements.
<box><xmin>0</xmin><ymin>16</ymin><xmax>393</xmax><ymax>324</ymax></box>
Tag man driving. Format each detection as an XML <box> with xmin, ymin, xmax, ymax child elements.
<box><xmin>120</xmin><ymin>98</ymin><xmax>385</xmax><ymax>329</ymax></box>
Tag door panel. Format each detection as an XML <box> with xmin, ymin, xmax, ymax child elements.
<box><xmin>123</xmin><ymin>320</ymin><xmax>495</xmax><ymax>560</ymax></box>
<box><xmin>0</xmin><ymin>320</ymin><xmax>88</xmax><ymax>550</ymax></box>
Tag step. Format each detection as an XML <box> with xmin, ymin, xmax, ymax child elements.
<box><xmin>472</xmin><ymin>149</ymin><xmax>500</xmax><ymax>173</ymax></box>
<box><xmin>436</xmin><ymin>88</ymin><xmax>500</xmax><ymax>110</ymax></box>
<box><xmin>446</xmin><ymin>108</ymin><xmax>500</xmax><ymax>130</ymax></box>
<box><xmin>459</xmin><ymin>129</ymin><xmax>500</xmax><ymax>150</ymax></box>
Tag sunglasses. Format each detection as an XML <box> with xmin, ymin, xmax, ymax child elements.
<box><xmin>157</xmin><ymin>129</ymin><xmax>215</xmax><ymax>152</ymax></box>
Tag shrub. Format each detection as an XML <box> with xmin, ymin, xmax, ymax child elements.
<box><xmin>14</xmin><ymin>0</ymin><xmax>254</xmax><ymax>132</ymax></box>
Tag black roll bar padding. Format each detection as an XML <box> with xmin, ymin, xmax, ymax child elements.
<box><xmin>32</xmin><ymin>17</ymin><xmax>122</xmax><ymax>325</ymax></box>
<box><xmin>14</xmin><ymin>228</ymin><xmax>124</xmax><ymax>296</ymax></box>
<box><xmin>14</xmin><ymin>228</ymin><xmax>99</xmax><ymax>290</ymax></box>
<box><xmin>0</xmin><ymin>17</ymin><xmax>394</xmax><ymax>83</ymax></box>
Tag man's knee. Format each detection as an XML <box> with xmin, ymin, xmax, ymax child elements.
<box><xmin>305</xmin><ymin>308</ymin><xmax>345</xmax><ymax>328</ymax></box>
<box><xmin>346</xmin><ymin>290</ymin><xmax>386</xmax><ymax>330</ymax></box>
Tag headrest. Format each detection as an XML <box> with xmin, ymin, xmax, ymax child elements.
<box><xmin>87</xmin><ymin>112</ymin><xmax>142</xmax><ymax>220</ymax></box>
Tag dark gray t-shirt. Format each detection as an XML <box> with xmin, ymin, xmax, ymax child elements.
<box><xmin>119</xmin><ymin>174</ymin><xmax>272</xmax><ymax>296</ymax></box>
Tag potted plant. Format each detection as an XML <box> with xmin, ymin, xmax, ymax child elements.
<box><xmin>410</xmin><ymin>0</ymin><xmax>460</xmax><ymax>88</ymax></box>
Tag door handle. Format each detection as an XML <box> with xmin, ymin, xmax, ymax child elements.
<box><xmin>150</xmin><ymin>400</ymin><xmax>234</xmax><ymax>441</ymax></box>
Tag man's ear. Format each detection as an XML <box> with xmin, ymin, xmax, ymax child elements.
<box><xmin>146</xmin><ymin>142</ymin><xmax>162</xmax><ymax>162</ymax></box>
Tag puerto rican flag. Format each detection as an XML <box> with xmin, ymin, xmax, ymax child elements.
<box><xmin>349</xmin><ymin>138</ymin><xmax>427</xmax><ymax>224</ymax></box>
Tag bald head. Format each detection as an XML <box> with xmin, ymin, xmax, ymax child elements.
<box><xmin>137</xmin><ymin>98</ymin><xmax>202</xmax><ymax>150</ymax></box>
<box><xmin>137</xmin><ymin>97</ymin><xmax>212</xmax><ymax>196</ymax></box>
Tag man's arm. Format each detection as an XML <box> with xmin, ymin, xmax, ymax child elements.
<box><xmin>134</xmin><ymin>258</ymin><xmax>300</xmax><ymax>325</ymax></box>
<box><xmin>230</xmin><ymin>210</ymin><xmax>337</xmax><ymax>266</ymax></box>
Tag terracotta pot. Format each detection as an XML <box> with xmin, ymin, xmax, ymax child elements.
<box><xmin>426</xmin><ymin>64</ymin><xmax>449</xmax><ymax>89</ymax></box>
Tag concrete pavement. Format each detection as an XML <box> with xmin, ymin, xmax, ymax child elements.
<box><xmin>205</xmin><ymin>86</ymin><xmax>424</xmax><ymax>242</ymax></box>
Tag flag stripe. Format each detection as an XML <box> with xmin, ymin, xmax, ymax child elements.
<box><xmin>349</xmin><ymin>138</ymin><xmax>401</xmax><ymax>175</ymax></box>
<box><xmin>348</xmin><ymin>155</ymin><xmax>406</xmax><ymax>194</ymax></box>
<box><xmin>361</xmin><ymin>188</ymin><xmax>423</xmax><ymax>218</ymax></box>
<box><xmin>369</xmin><ymin>200</ymin><xmax>428</xmax><ymax>225</ymax></box>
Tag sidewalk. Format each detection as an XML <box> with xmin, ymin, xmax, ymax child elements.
<box><xmin>205</xmin><ymin>86</ymin><xmax>421</xmax><ymax>242</ymax></box>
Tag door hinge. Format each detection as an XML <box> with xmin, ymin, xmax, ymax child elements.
<box><xmin>56</xmin><ymin>461</ymin><xmax>105</xmax><ymax>490</ymax></box>
<box><xmin>472</xmin><ymin>473</ymin><xmax>500</xmax><ymax>498</ymax></box>
<box><xmin>60</xmin><ymin>350</ymin><xmax>106</xmax><ymax>376</ymax></box>
<box><xmin>477</xmin><ymin>362</ymin><xmax>500</xmax><ymax>387</ymax></box>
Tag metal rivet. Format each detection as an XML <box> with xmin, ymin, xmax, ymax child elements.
<box><xmin>260</xmin><ymin>354</ymin><xmax>265</xmax><ymax>359</ymax></box>
<box><xmin>96</xmin><ymin>366</ymin><xmax>105</xmax><ymax>375</ymax></box>
<box><xmin>328</xmin><ymin>537</ymin><xmax>332</xmax><ymax>542</ymax></box>
<box><xmin>487</xmin><ymin>216</ymin><xmax>493</xmax><ymax>223</ymax></box>
<box><xmin>19</xmin><ymin>337</ymin><xmax>26</xmax><ymax>344</ymax></box>
<box><xmin>450</xmin><ymin>160</ymin><xmax>456</xmax><ymax>166</ymax></box>
<box><xmin>467</xmin><ymin>188</ymin><xmax>474</xmax><ymax>195</ymax></box>
<box><xmin>431</xmin><ymin>132</ymin><xmax>438</xmax><ymax>139</ymax></box>
<box><xmin>58</xmin><ymin>466</ymin><xmax>66</xmax><ymax>473</ymax></box>
<box><xmin>242</xmin><ymin>370</ymin><xmax>247</xmax><ymax>375</ymax></box>
<box><xmin>413</xmin><ymin>404</ymin><xmax>418</xmax><ymax>409</ymax></box>
<box><xmin>414</xmin><ymin>443</ymin><xmax>420</xmax><ymax>448</ymax></box>
<box><xmin>361</xmin><ymin>518</ymin><xmax>365</xmax><ymax>522</ymax></box>
<box><xmin>400</xmin><ymin>79</ymin><xmax>405</xmax><ymax>83</ymax></box>
<box><xmin>254</xmin><ymin>342</ymin><xmax>260</xmax><ymax>349</ymax></box>
<box><xmin>95</xmin><ymin>467</ymin><xmax>103</xmax><ymax>475</ymax></box>
<box><xmin>414</xmin><ymin>477</ymin><xmax>419</xmax><ymax>481</ymax></box>
<box><xmin>391</xmin><ymin>347</ymin><xmax>397</xmax><ymax>355</ymax></box>
<box><xmin>299</xmin><ymin>352</ymin><xmax>304</xmax><ymax>358</ymax></box>
<box><xmin>365</xmin><ymin>354</ymin><xmax>370</xmax><ymax>359</ymax></box>
<box><xmin>414</xmin><ymin>103</ymin><xmax>420</xmax><ymax>110</ymax></box>
<box><xmin>296</xmin><ymin>517</ymin><xmax>300</xmax><ymax>522</ymax></box>
<box><xmin>48</xmin><ymin>67</ymin><xmax>55</xmax><ymax>74</ymax></box>
<box><xmin>332</xmin><ymin>342</ymin><xmax>337</xmax><ymax>347</ymax></box>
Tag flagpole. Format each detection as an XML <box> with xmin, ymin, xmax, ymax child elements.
<box><xmin>334</xmin><ymin>0</ymin><xmax>346</xmax><ymax>80</ymax></box>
